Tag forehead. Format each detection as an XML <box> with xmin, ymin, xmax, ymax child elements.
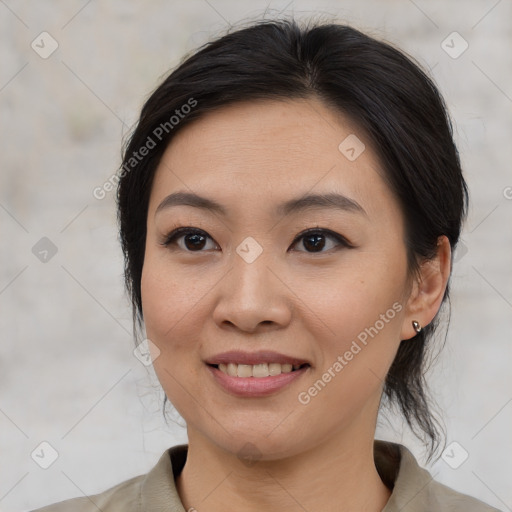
<box><xmin>148</xmin><ymin>98</ymin><xmax>397</xmax><ymax>222</ymax></box>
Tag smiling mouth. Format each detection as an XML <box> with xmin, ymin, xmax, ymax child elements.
<box><xmin>207</xmin><ymin>362</ymin><xmax>310</xmax><ymax>378</ymax></box>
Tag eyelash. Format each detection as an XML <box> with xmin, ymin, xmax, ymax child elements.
<box><xmin>160</xmin><ymin>227</ymin><xmax>354</xmax><ymax>254</ymax></box>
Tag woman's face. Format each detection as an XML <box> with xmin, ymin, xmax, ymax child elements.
<box><xmin>141</xmin><ymin>98</ymin><xmax>415</xmax><ymax>460</ymax></box>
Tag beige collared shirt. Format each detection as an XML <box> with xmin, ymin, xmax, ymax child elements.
<box><xmin>32</xmin><ymin>441</ymin><xmax>501</xmax><ymax>511</ymax></box>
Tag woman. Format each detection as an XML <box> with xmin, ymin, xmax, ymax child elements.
<box><xmin>33</xmin><ymin>18</ymin><xmax>501</xmax><ymax>512</ymax></box>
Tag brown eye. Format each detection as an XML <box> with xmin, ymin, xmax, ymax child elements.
<box><xmin>291</xmin><ymin>228</ymin><xmax>352</xmax><ymax>253</ymax></box>
<box><xmin>162</xmin><ymin>228</ymin><xmax>218</xmax><ymax>252</ymax></box>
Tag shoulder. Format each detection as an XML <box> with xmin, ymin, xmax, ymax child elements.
<box><xmin>29</xmin><ymin>473</ymin><xmax>144</xmax><ymax>512</ymax></box>
<box><xmin>424</xmin><ymin>476</ymin><xmax>503</xmax><ymax>512</ymax></box>
<box><xmin>28</xmin><ymin>445</ymin><xmax>187</xmax><ymax>512</ymax></box>
<box><xmin>376</xmin><ymin>441</ymin><xmax>502</xmax><ymax>512</ymax></box>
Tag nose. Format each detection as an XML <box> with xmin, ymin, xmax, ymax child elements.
<box><xmin>211</xmin><ymin>246</ymin><xmax>292</xmax><ymax>333</ymax></box>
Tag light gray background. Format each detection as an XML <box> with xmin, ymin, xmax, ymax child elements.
<box><xmin>1</xmin><ymin>1</ymin><xmax>511</xmax><ymax>511</ymax></box>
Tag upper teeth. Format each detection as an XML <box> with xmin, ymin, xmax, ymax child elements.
<box><xmin>218</xmin><ymin>363</ymin><xmax>303</xmax><ymax>378</ymax></box>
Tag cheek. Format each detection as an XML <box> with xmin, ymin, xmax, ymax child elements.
<box><xmin>309</xmin><ymin>250</ymin><xmax>406</xmax><ymax>331</ymax></box>
<box><xmin>140</xmin><ymin>258</ymin><xmax>207</xmax><ymax>412</ymax></box>
<box><xmin>296</xmin><ymin>272</ymin><xmax>406</xmax><ymax>427</ymax></box>
<box><xmin>306</xmin><ymin>248</ymin><xmax>408</xmax><ymax>383</ymax></box>
<box><xmin>140</xmin><ymin>256</ymin><xmax>206</xmax><ymax>354</ymax></box>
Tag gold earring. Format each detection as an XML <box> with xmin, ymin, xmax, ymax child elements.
<box><xmin>412</xmin><ymin>320</ymin><xmax>422</xmax><ymax>333</ymax></box>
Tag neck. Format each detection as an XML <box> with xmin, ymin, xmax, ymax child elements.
<box><xmin>175</xmin><ymin>424</ymin><xmax>391</xmax><ymax>512</ymax></box>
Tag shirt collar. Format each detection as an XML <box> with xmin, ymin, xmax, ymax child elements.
<box><xmin>139</xmin><ymin>440</ymin><xmax>442</xmax><ymax>512</ymax></box>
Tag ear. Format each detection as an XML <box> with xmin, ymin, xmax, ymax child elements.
<box><xmin>400</xmin><ymin>235</ymin><xmax>452</xmax><ymax>340</ymax></box>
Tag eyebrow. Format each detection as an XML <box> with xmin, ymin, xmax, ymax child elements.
<box><xmin>155</xmin><ymin>191</ymin><xmax>367</xmax><ymax>217</ymax></box>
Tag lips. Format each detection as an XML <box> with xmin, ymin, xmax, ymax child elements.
<box><xmin>216</xmin><ymin>362</ymin><xmax>308</xmax><ymax>378</ymax></box>
<box><xmin>206</xmin><ymin>363</ymin><xmax>310</xmax><ymax>397</ymax></box>
<box><xmin>204</xmin><ymin>350</ymin><xmax>311</xmax><ymax>367</ymax></box>
<box><xmin>204</xmin><ymin>350</ymin><xmax>311</xmax><ymax>397</ymax></box>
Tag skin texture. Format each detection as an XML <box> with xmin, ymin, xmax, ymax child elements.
<box><xmin>141</xmin><ymin>98</ymin><xmax>451</xmax><ymax>512</ymax></box>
